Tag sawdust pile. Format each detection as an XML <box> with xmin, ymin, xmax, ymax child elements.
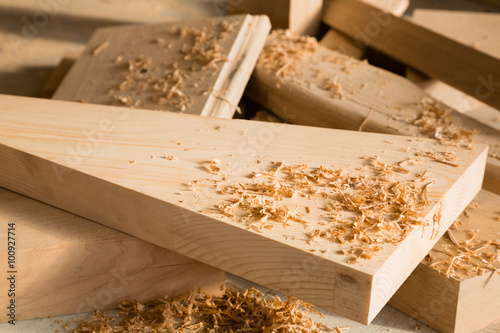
<box><xmin>413</xmin><ymin>98</ymin><xmax>476</xmax><ymax>145</ymax></box>
<box><xmin>72</xmin><ymin>288</ymin><xmax>344</xmax><ymax>332</ymax></box>
<box><xmin>258</xmin><ymin>30</ymin><xmax>319</xmax><ymax>78</ymax></box>
<box><xmin>197</xmin><ymin>156</ymin><xmax>435</xmax><ymax>264</ymax></box>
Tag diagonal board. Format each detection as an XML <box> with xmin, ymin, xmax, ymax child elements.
<box><xmin>245</xmin><ymin>31</ymin><xmax>500</xmax><ymax>195</ymax></box>
<box><xmin>53</xmin><ymin>15</ymin><xmax>271</xmax><ymax>119</ymax></box>
<box><xmin>0</xmin><ymin>188</ymin><xmax>224</xmax><ymax>323</ymax></box>
<box><xmin>322</xmin><ymin>0</ymin><xmax>500</xmax><ymax>111</ymax></box>
<box><xmin>0</xmin><ymin>95</ymin><xmax>487</xmax><ymax>324</ymax></box>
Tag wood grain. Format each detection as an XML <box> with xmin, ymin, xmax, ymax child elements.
<box><xmin>53</xmin><ymin>15</ymin><xmax>271</xmax><ymax>119</ymax></box>
<box><xmin>0</xmin><ymin>187</ymin><xmax>224</xmax><ymax>323</ymax></box>
<box><xmin>245</xmin><ymin>41</ymin><xmax>500</xmax><ymax>195</ymax></box>
<box><xmin>322</xmin><ymin>0</ymin><xmax>500</xmax><ymax>110</ymax></box>
<box><xmin>228</xmin><ymin>0</ymin><xmax>323</xmax><ymax>36</ymax></box>
<box><xmin>0</xmin><ymin>95</ymin><xmax>487</xmax><ymax>324</ymax></box>
<box><xmin>390</xmin><ymin>189</ymin><xmax>500</xmax><ymax>333</ymax></box>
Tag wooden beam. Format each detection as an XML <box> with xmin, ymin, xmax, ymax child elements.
<box><xmin>412</xmin><ymin>9</ymin><xmax>500</xmax><ymax>59</ymax></box>
<box><xmin>322</xmin><ymin>0</ymin><xmax>500</xmax><ymax>110</ymax></box>
<box><xmin>405</xmin><ymin>10</ymin><xmax>500</xmax><ymax>131</ymax></box>
<box><xmin>0</xmin><ymin>187</ymin><xmax>224</xmax><ymax>322</ymax></box>
<box><xmin>245</xmin><ymin>35</ymin><xmax>500</xmax><ymax>194</ymax></box>
<box><xmin>53</xmin><ymin>15</ymin><xmax>271</xmax><ymax>119</ymax></box>
<box><xmin>0</xmin><ymin>95</ymin><xmax>487</xmax><ymax>324</ymax></box>
<box><xmin>390</xmin><ymin>189</ymin><xmax>500</xmax><ymax>333</ymax></box>
<box><xmin>227</xmin><ymin>0</ymin><xmax>323</xmax><ymax>36</ymax></box>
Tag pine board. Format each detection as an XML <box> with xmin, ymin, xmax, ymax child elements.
<box><xmin>0</xmin><ymin>187</ymin><xmax>224</xmax><ymax>323</ymax></box>
<box><xmin>245</xmin><ymin>39</ymin><xmax>500</xmax><ymax>195</ymax></box>
<box><xmin>0</xmin><ymin>95</ymin><xmax>488</xmax><ymax>324</ymax></box>
<box><xmin>390</xmin><ymin>189</ymin><xmax>500</xmax><ymax>333</ymax></box>
<box><xmin>53</xmin><ymin>15</ymin><xmax>271</xmax><ymax>119</ymax></box>
<box><xmin>322</xmin><ymin>0</ymin><xmax>500</xmax><ymax>111</ymax></box>
<box><xmin>227</xmin><ymin>0</ymin><xmax>323</xmax><ymax>36</ymax></box>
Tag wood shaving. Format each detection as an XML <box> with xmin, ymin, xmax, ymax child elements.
<box><xmin>93</xmin><ymin>40</ymin><xmax>110</xmax><ymax>55</ymax></box>
<box><xmin>258</xmin><ymin>30</ymin><xmax>319</xmax><ymax>79</ymax></box>
<box><xmin>415</xmin><ymin>151</ymin><xmax>460</xmax><ymax>168</ymax></box>
<box><xmin>72</xmin><ymin>288</ymin><xmax>342</xmax><ymax>332</ymax></box>
<box><xmin>111</xmin><ymin>19</ymin><xmax>239</xmax><ymax>113</ymax></box>
<box><xmin>413</xmin><ymin>98</ymin><xmax>476</xmax><ymax>144</ymax></box>
<box><xmin>428</xmin><ymin>206</ymin><xmax>500</xmax><ymax>279</ymax></box>
<box><xmin>321</xmin><ymin>76</ymin><xmax>344</xmax><ymax>99</ymax></box>
<box><xmin>358</xmin><ymin>107</ymin><xmax>374</xmax><ymax>132</ymax></box>
<box><xmin>197</xmin><ymin>157</ymin><xmax>433</xmax><ymax>264</ymax></box>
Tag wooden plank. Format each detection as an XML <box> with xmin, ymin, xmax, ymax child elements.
<box><xmin>406</xmin><ymin>10</ymin><xmax>500</xmax><ymax>131</ymax></box>
<box><xmin>0</xmin><ymin>187</ymin><xmax>224</xmax><ymax>323</ymax></box>
<box><xmin>390</xmin><ymin>189</ymin><xmax>500</xmax><ymax>333</ymax></box>
<box><xmin>53</xmin><ymin>15</ymin><xmax>271</xmax><ymax>119</ymax></box>
<box><xmin>412</xmin><ymin>9</ymin><xmax>500</xmax><ymax>59</ymax></box>
<box><xmin>227</xmin><ymin>0</ymin><xmax>323</xmax><ymax>36</ymax></box>
<box><xmin>322</xmin><ymin>0</ymin><xmax>500</xmax><ymax>111</ymax></box>
<box><xmin>245</xmin><ymin>32</ymin><xmax>500</xmax><ymax>194</ymax></box>
<box><xmin>0</xmin><ymin>95</ymin><xmax>487</xmax><ymax>324</ymax></box>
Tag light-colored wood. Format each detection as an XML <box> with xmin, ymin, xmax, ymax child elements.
<box><xmin>320</xmin><ymin>29</ymin><xmax>365</xmax><ymax>59</ymax></box>
<box><xmin>246</xmin><ymin>41</ymin><xmax>500</xmax><ymax>195</ymax></box>
<box><xmin>363</xmin><ymin>0</ymin><xmax>409</xmax><ymax>16</ymax></box>
<box><xmin>0</xmin><ymin>95</ymin><xmax>487</xmax><ymax>324</ymax></box>
<box><xmin>7</xmin><ymin>272</ymin><xmax>500</xmax><ymax>332</ymax></box>
<box><xmin>53</xmin><ymin>15</ymin><xmax>271</xmax><ymax>119</ymax></box>
<box><xmin>405</xmin><ymin>10</ymin><xmax>500</xmax><ymax>131</ymax></box>
<box><xmin>390</xmin><ymin>189</ymin><xmax>500</xmax><ymax>333</ymax></box>
<box><xmin>0</xmin><ymin>0</ymin><xmax>226</xmax><ymax>98</ymax></box>
<box><xmin>0</xmin><ymin>187</ymin><xmax>224</xmax><ymax>323</ymax></box>
<box><xmin>322</xmin><ymin>0</ymin><xmax>500</xmax><ymax>111</ymax></box>
<box><xmin>228</xmin><ymin>0</ymin><xmax>323</xmax><ymax>36</ymax></box>
<box><xmin>320</xmin><ymin>0</ymin><xmax>409</xmax><ymax>66</ymax></box>
<box><xmin>412</xmin><ymin>10</ymin><xmax>500</xmax><ymax>59</ymax></box>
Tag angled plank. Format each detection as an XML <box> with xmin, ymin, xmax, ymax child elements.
<box><xmin>412</xmin><ymin>10</ymin><xmax>500</xmax><ymax>59</ymax></box>
<box><xmin>245</xmin><ymin>31</ymin><xmax>500</xmax><ymax>194</ymax></box>
<box><xmin>53</xmin><ymin>15</ymin><xmax>271</xmax><ymax>118</ymax></box>
<box><xmin>0</xmin><ymin>95</ymin><xmax>487</xmax><ymax>324</ymax></box>
<box><xmin>227</xmin><ymin>0</ymin><xmax>323</xmax><ymax>36</ymax></box>
<box><xmin>322</xmin><ymin>0</ymin><xmax>500</xmax><ymax>110</ymax></box>
<box><xmin>390</xmin><ymin>189</ymin><xmax>500</xmax><ymax>333</ymax></box>
<box><xmin>0</xmin><ymin>187</ymin><xmax>224</xmax><ymax>323</ymax></box>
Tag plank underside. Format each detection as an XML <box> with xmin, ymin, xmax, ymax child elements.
<box><xmin>0</xmin><ymin>187</ymin><xmax>225</xmax><ymax>322</ymax></box>
<box><xmin>53</xmin><ymin>14</ymin><xmax>271</xmax><ymax>119</ymax></box>
<box><xmin>322</xmin><ymin>0</ymin><xmax>500</xmax><ymax>111</ymax></box>
<box><xmin>246</xmin><ymin>42</ymin><xmax>500</xmax><ymax>195</ymax></box>
<box><xmin>0</xmin><ymin>95</ymin><xmax>487</xmax><ymax>324</ymax></box>
<box><xmin>390</xmin><ymin>189</ymin><xmax>500</xmax><ymax>333</ymax></box>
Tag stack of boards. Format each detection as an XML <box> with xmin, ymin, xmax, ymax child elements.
<box><xmin>0</xmin><ymin>4</ymin><xmax>499</xmax><ymax>333</ymax></box>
